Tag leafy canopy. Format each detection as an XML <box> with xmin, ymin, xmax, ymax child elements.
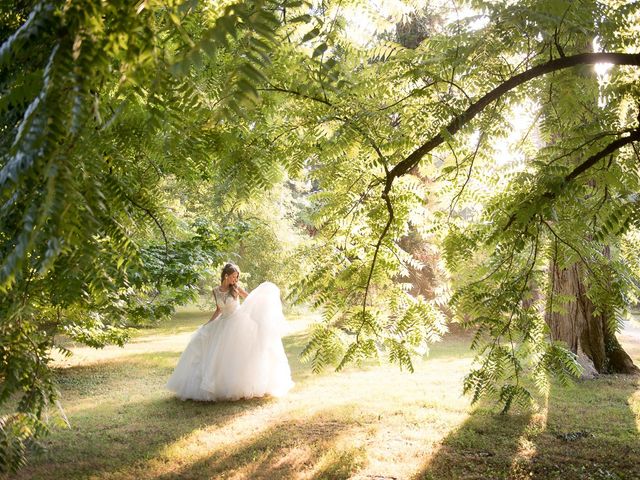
<box><xmin>2</xmin><ymin>0</ymin><xmax>640</xmax><ymax>472</ymax></box>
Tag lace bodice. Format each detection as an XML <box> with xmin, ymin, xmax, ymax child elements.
<box><xmin>214</xmin><ymin>286</ymin><xmax>239</xmax><ymax>317</ymax></box>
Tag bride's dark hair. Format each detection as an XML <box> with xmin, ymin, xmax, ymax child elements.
<box><xmin>221</xmin><ymin>262</ymin><xmax>240</xmax><ymax>299</ymax></box>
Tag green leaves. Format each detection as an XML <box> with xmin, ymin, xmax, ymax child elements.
<box><xmin>265</xmin><ymin>0</ymin><xmax>639</xmax><ymax>409</ymax></box>
<box><xmin>312</xmin><ymin>42</ymin><xmax>328</xmax><ymax>58</ymax></box>
<box><xmin>169</xmin><ymin>1</ymin><xmax>282</xmax><ymax>114</ymax></box>
<box><xmin>0</xmin><ymin>3</ymin><xmax>55</xmax><ymax>67</ymax></box>
<box><xmin>0</xmin><ymin>0</ymin><xmax>295</xmax><ymax>472</ymax></box>
<box><xmin>0</xmin><ymin>413</ymin><xmax>50</xmax><ymax>474</ymax></box>
<box><xmin>301</xmin><ymin>323</ymin><xmax>345</xmax><ymax>373</ymax></box>
<box><xmin>301</xmin><ymin>26</ymin><xmax>321</xmax><ymax>43</ymax></box>
<box><xmin>2</xmin><ymin>2</ymin><xmax>640</xmax><ymax>473</ymax></box>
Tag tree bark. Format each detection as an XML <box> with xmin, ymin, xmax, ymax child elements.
<box><xmin>546</xmin><ymin>260</ymin><xmax>639</xmax><ymax>377</ymax></box>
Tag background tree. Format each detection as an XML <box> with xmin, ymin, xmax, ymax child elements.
<box><xmin>436</xmin><ymin>0</ymin><xmax>640</xmax><ymax>406</ymax></box>
<box><xmin>532</xmin><ymin>1</ymin><xmax>639</xmax><ymax>377</ymax></box>
<box><xmin>277</xmin><ymin>0</ymin><xmax>640</xmax><ymax>410</ymax></box>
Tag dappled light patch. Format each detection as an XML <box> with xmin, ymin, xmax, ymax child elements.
<box><xmin>148</xmin><ymin>412</ymin><xmax>364</xmax><ymax>479</ymax></box>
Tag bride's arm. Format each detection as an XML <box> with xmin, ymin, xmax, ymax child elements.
<box><xmin>238</xmin><ymin>286</ymin><xmax>249</xmax><ymax>299</ymax></box>
<box><xmin>206</xmin><ymin>288</ymin><xmax>221</xmax><ymax>323</ymax></box>
<box><xmin>206</xmin><ymin>305</ymin><xmax>221</xmax><ymax>324</ymax></box>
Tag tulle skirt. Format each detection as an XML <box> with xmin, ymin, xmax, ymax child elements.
<box><xmin>166</xmin><ymin>282</ymin><xmax>294</xmax><ymax>401</ymax></box>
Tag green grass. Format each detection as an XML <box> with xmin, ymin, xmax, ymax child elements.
<box><xmin>9</xmin><ymin>309</ymin><xmax>640</xmax><ymax>480</ymax></box>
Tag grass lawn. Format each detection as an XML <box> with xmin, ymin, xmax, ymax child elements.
<box><xmin>9</xmin><ymin>308</ymin><xmax>640</xmax><ymax>480</ymax></box>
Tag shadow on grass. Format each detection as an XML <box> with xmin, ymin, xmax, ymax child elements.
<box><xmin>52</xmin><ymin>351</ymin><xmax>181</xmax><ymax>400</ymax></box>
<box><xmin>14</xmin><ymin>350</ymin><xmax>278</xmax><ymax>480</ymax></box>
<box><xmin>16</xmin><ymin>389</ymin><xmax>274</xmax><ymax>480</ymax></box>
<box><xmin>525</xmin><ymin>376</ymin><xmax>640</xmax><ymax>479</ymax></box>
<box><xmin>153</xmin><ymin>410</ymin><xmax>364</xmax><ymax>480</ymax></box>
<box><xmin>414</xmin><ymin>405</ymin><xmax>533</xmax><ymax>480</ymax></box>
<box><xmin>415</xmin><ymin>375</ymin><xmax>640</xmax><ymax>480</ymax></box>
<box><xmin>16</xmin><ymin>316</ymin><xmax>319</xmax><ymax>479</ymax></box>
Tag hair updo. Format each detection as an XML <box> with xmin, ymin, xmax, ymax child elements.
<box><xmin>220</xmin><ymin>262</ymin><xmax>240</xmax><ymax>299</ymax></box>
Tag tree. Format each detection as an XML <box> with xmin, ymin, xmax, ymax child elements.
<box><xmin>2</xmin><ymin>0</ymin><xmax>640</xmax><ymax>472</ymax></box>
<box><xmin>534</xmin><ymin>3</ymin><xmax>639</xmax><ymax>377</ymax></box>
<box><xmin>0</xmin><ymin>0</ymin><xmax>298</xmax><ymax>472</ymax></box>
<box><xmin>281</xmin><ymin>0</ymin><xmax>640</xmax><ymax>410</ymax></box>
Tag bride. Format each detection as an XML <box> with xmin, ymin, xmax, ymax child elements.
<box><xmin>166</xmin><ymin>262</ymin><xmax>294</xmax><ymax>401</ymax></box>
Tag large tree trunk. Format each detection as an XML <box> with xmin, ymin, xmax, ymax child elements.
<box><xmin>542</xmin><ymin>18</ymin><xmax>638</xmax><ymax>379</ymax></box>
<box><xmin>545</xmin><ymin>261</ymin><xmax>639</xmax><ymax>378</ymax></box>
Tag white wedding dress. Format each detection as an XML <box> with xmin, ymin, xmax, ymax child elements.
<box><xmin>166</xmin><ymin>282</ymin><xmax>294</xmax><ymax>401</ymax></box>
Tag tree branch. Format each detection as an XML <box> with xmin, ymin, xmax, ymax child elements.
<box><xmin>563</xmin><ymin>129</ymin><xmax>640</xmax><ymax>183</ymax></box>
<box><xmin>503</xmin><ymin>128</ymin><xmax>640</xmax><ymax>231</ymax></box>
<box><xmin>448</xmin><ymin>131</ymin><xmax>485</xmax><ymax>221</ymax></box>
<box><xmin>258</xmin><ymin>85</ymin><xmax>333</xmax><ymax>106</ymax></box>
<box><xmin>357</xmin><ymin>189</ymin><xmax>394</xmax><ymax>342</ymax></box>
<box><xmin>386</xmin><ymin>52</ymin><xmax>640</xmax><ymax>193</ymax></box>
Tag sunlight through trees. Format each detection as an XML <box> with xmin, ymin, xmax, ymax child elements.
<box><xmin>2</xmin><ymin>0</ymin><xmax>640</xmax><ymax>472</ymax></box>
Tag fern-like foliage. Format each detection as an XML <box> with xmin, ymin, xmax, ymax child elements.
<box><xmin>0</xmin><ymin>0</ymin><xmax>304</xmax><ymax>471</ymax></box>
<box><xmin>267</xmin><ymin>0</ymin><xmax>640</xmax><ymax>413</ymax></box>
<box><xmin>2</xmin><ymin>0</ymin><xmax>640</xmax><ymax>471</ymax></box>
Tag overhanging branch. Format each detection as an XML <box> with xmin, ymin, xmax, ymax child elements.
<box><xmin>385</xmin><ymin>51</ymin><xmax>640</xmax><ymax>194</ymax></box>
<box><xmin>563</xmin><ymin>129</ymin><xmax>640</xmax><ymax>183</ymax></box>
<box><xmin>503</xmin><ymin>128</ymin><xmax>640</xmax><ymax>231</ymax></box>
